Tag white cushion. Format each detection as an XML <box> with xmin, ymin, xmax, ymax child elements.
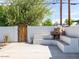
<box><xmin>65</xmin><ymin>25</ymin><xmax>79</xmax><ymax>38</ymax></box>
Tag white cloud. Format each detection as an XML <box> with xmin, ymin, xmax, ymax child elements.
<box><xmin>71</xmin><ymin>12</ymin><xmax>79</xmax><ymax>16</ymax></box>
<box><xmin>52</xmin><ymin>18</ymin><xmax>65</xmax><ymax>24</ymax></box>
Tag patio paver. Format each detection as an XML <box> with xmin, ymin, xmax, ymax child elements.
<box><xmin>0</xmin><ymin>43</ymin><xmax>51</xmax><ymax>59</ymax></box>
<box><xmin>48</xmin><ymin>46</ymin><xmax>79</xmax><ymax>59</ymax></box>
<box><xmin>0</xmin><ymin>43</ymin><xmax>79</xmax><ymax>59</ymax></box>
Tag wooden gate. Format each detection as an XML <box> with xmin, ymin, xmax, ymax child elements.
<box><xmin>18</xmin><ymin>23</ymin><xmax>27</xmax><ymax>42</ymax></box>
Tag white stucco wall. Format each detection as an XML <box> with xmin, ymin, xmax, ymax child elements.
<box><xmin>65</xmin><ymin>25</ymin><xmax>79</xmax><ymax>38</ymax></box>
<box><xmin>27</xmin><ymin>26</ymin><xmax>55</xmax><ymax>43</ymax></box>
<box><xmin>0</xmin><ymin>26</ymin><xmax>18</xmax><ymax>42</ymax></box>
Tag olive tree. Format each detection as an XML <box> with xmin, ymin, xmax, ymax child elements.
<box><xmin>5</xmin><ymin>0</ymin><xmax>51</xmax><ymax>26</ymax></box>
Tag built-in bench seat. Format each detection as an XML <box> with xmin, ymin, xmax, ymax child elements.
<box><xmin>33</xmin><ymin>34</ymin><xmax>79</xmax><ymax>53</ymax></box>
<box><xmin>33</xmin><ymin>33</ymin><xmax>57</xmax><ymax>45</ymax></box>
<box><xmin>33</xmin><ymin>25</ymin><xmax>79</xmax><ymax>53</ymax></box>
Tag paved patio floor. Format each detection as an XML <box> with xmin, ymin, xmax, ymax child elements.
<box><xmin>0</xmin><ymin>43</ymin><xmax>79</xmax><ymax>59</ymax></box>
<box><xmin>0</xmin><ymin>43</ymin><xmax>51</xmax><ymax>59</ymax></box>
<box><xmin>48</xmin><ymin>46</ymin><xmax>79</xmax><ymax>59</ymax></box>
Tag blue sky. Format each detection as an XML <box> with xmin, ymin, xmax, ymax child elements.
<box><xmin>45</xmin><ymin>0</ymin><xmax>79</xmax><ymax>23</ymax></box>
<box><xmin>0</xmin><ymin>0</ymin><xmax>7</xmax><ymax>3</ymax></box>
<box><xmin>0</xmin><ymin>0</ymin><xmax>79</xmax><ymax>23</ymax></box>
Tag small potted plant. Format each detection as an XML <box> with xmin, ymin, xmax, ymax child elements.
<box><xmin>3</xmin><ymin>35</ymin><xmax>9</xmax><ymax>46</ymax></box>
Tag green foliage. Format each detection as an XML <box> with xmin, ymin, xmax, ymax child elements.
<box><xmin>42</xmin><ymin>19</ymin><xmax>53</xmax><ymax>26</ymax></box>
<box><xmin>77</xmin><ymin>20</ymin><xmax>79</xmax><ymax>24</ymax></box>
<box><xmin>65</xmin><ymin>19</ymin><xmax>74</xmax><ymax>25</ymax></box>
<box><xmin>4</xmin><ymin>0</ymin><xmax>51</xmax><ymax>26</ymax></box>
<box><xmin>0</xmin><ymin>6</ymin><xmax>7</xmax><ymax>26</ymax></box>
<box><xmin>73</xmin><ymin>20</ymin><xmax>79</xmax><ymax>24</ymax></box>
